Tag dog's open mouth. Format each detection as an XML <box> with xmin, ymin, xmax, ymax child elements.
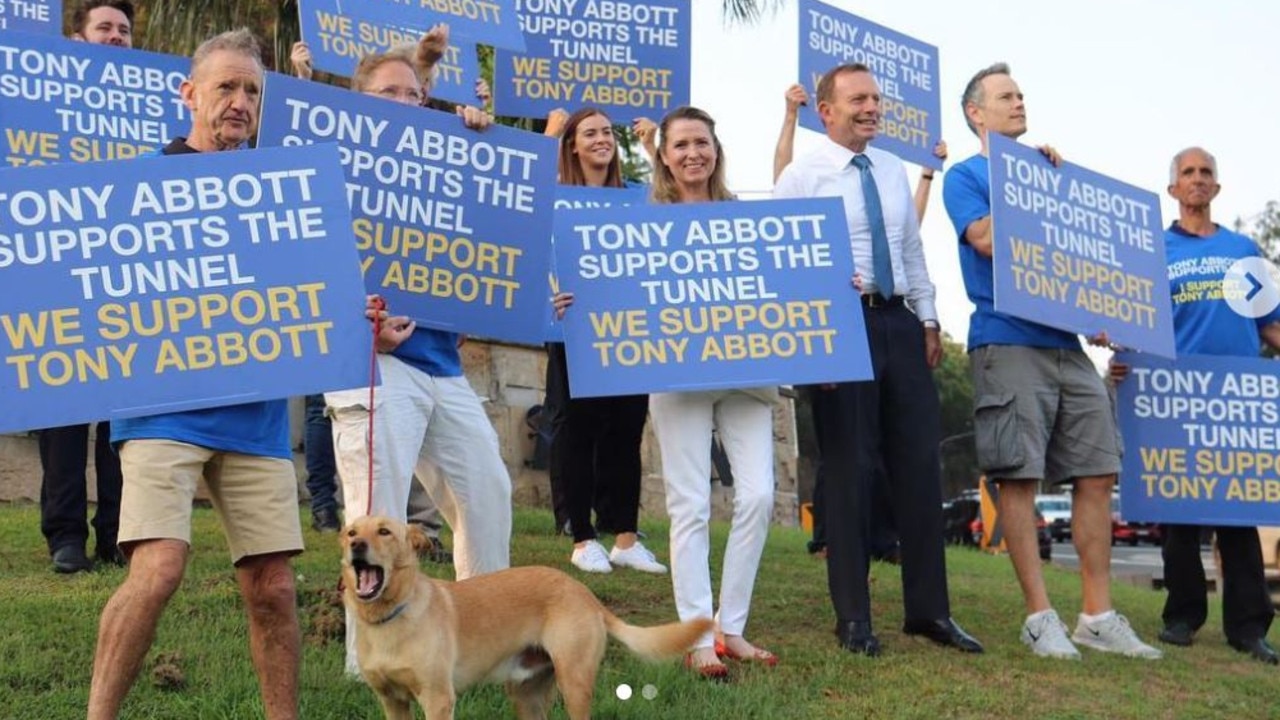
<box><xmin>352</xmin><ymin>559</ymin><xmax>386</xmax><ymax>601</ymax></box>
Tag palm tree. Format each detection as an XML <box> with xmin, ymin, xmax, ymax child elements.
<box><xmin>132</xmin><ymin>0</ymin><xmax>299</xmax><ymax>70</ymax></box>
<box><xmin>722</xmin><ymin>0</ymin><xmax>783</xmax><ymax>23</ymax></box>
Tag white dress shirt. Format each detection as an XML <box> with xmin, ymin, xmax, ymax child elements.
<box><xmin>772</xmin><ymin>137</ymin><xmax>937</xmax><ymax>323</ymax></box>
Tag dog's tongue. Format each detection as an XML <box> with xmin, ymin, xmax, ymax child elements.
<box><xmin>357</xmin><ymin>568</ymin><xmax>379</xmax><ymax>595</ymax></box>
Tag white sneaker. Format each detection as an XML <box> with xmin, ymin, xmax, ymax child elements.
<box><xmin>1021</xmin><ymin>610</ymin><xmax>1082</xmax><ymax>660</ymax></box>
<box><xmin>571</xmin><ymin>540</ymin><xmax>612</xmax><ymax>573</ymax></box>
<box><xmin>1072</xmin><ymin>612</ymin><xmax>1163</xmax><ymax>659</ymax></box>
<box><xmin>609</xmin><ymin>541</ymin><xmax>667</xmax><ymax>574</ymax></box>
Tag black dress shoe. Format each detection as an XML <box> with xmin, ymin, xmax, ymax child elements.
<box><xmin>835</xmin><ymin>620</ymin><xmax>881</xmax><ymax>657</ymax></box>
<box><xmin>902</xmin><ymin>618</ymin><xmax>985</xmax><ymax>653</ymax></box>
<box><xmin>52</xmin><ymin>545</ymin><xmax>93</xmax><ymax>574</ymax></box>
<box><xmin>1157</xmin><ymin>623</ymin><xmax>1195</xmax><ymax>647</ymax></box>
<box><xmin>1229</xmin><ymin>637</ymin><xmax>1280</xmax><ymax>665</ymax></box>
<box><xmin>311</xmin><ymin>507</ymin><xmax>341</xmax><ymax>533</ymax></box>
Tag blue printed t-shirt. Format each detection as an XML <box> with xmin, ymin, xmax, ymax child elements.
<box><xmin>942</xmin><ymin>154</ymin><xmax>1080</xmax><ymax>351</ymax></box>
<box><xmin>1166</xmin><ymin>223</ymin><xmax>1280</xmax><ymax>356</ymax></box>
<box><xmin>111</xmin><ymin>138</ymin><xmax>291</xmax><ymax>459</ymax></box>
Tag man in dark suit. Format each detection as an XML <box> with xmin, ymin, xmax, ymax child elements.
<box><xmin>774</xmin><ymin>63</ymin><xmax>981</xmax><ymax>657</ymax></box>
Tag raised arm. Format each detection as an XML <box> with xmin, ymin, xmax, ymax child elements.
<box><xmin>632</xmin><ymin>117</ymin><xmax>658</xmax><ymax>163</ymax></box>
<box><xmin>290</xmin><ymin>41</ymin><xmax>312</xmax><ymax>80</ymax></box>
<box><xmin>773</xmin><ymin>84</ymin><xmax>808</xmax><ymax>183</ymax></box>
<box><xmin>913</xmin><ymin>140</ymin><xmax>947</xmax><ymax>222</ymax></box>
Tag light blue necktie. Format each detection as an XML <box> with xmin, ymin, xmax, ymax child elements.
<box><xmin>851</xmin><ymin>154</ymin><xmax>895</xmax><ymax>300</ymax></box>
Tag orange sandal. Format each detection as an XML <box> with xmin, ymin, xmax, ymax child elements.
<box><xmin>715</xmin><ymin>639</ymin><xmax>779</xmax><ymax>667</ymax></box>
<box><xmin>684</xmin><ymin>652</ymin><xmax>730</xmax><ymax>681</ymax></box>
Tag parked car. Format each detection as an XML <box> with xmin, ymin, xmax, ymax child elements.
<box><xmin>1110</xmin><ymin>494</ymin><xmax>1162</xmax><ymax>546</ymax></box>
<box><xmin>967</xmin><ymin>507</ymin><xmax>1052</xmax><ymax>561</ymax></box>
<box><xmin>942</xmin><ymin>497</ymin><xmax>981</xmax><ymax>547</ymax></box>
<box><xmin>1035</xmin><ymin>494</ymin><xmax>1073</xmax><ymax>541</ymax></box>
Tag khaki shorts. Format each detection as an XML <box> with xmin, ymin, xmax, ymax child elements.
<box><xmin>118</xmin><ymin>439</ymin><xmax>304</xmax><ymax>564</ymax></box>
<box><xmin>969</xmin><ymin>345</ymin><xmax>1121</xmax><ymax>485</ymax></box>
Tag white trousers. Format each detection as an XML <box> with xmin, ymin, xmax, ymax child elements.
<box><xmin>649</xmin><ymin>390</ymin><xmax>775</xmax><ymax>649</ymax></box>
<box><xmin>327</xmin><ymin>354</ymin><xmax>512</xmax><ymax>674</ymax></box>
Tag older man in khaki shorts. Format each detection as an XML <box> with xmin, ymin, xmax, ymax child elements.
<box><xmin>87</xmin><ymin>29</ymin><xmax>303</xmax><ymax>720</ymax></box>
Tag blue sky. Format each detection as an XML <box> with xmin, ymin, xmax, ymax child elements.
<box><xmin>689</xmin><ymin>0</ymin><xmax>1278</xmax><ymax>346</ymax></box>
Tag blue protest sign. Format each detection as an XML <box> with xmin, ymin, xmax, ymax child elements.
<box><xmin>1</xmin><ymin>1</ymin><xmax>60</xmax><ymax>34</ymax></box>
<box><xmin>545</xmin><ymin>184</ymin><xmax>648</xmax><ymax>341</ymax></box>
<box><xmin>555</xmin><ymin>184</ymin><xmax>649</xmax><ymax>211</ymax></box>
<box><xmin>987</xmin><ymin>134</ymin><xmax>1175</xmax><ymax>357</ymax></box>
<box><xmin>797</xmin><ymin>0</ymin><xmax>940</xmax><ymax>170</ymax></box>
<box><xmin>553</xmin><ymin>197</ymin><xmax>872</xmax><ymax>397</ymax></box>
<box><xmin>495</xmin><ymin>0</ymin><xmax>690</xmax><ymax>124</ymax></box>
<box><xmin>350</xmin><ymin>0</ymin><xmax>525</xmax><ymax>52</ymax></box>
<box><xmin>428</xmin><ymin>40</ymin><xmax>484</xmax><ymax>107</ymax></box>
<box><xmin>0</xmin><ymin>144</ymin><xmax>374</xmax><ymax>434</ymax></box>
<box><xmin>0</xmin><ymin>32</ymin><xmax>189</xmax><ymax>167</ymax></box>
<box><xmin>298</xmin><ymin>0</ymin><xmax>482</xmax><ymax>106</ymax></box>
<box><xmin>298</xmin><ymin>0</ymin><xmax>423</xmax><ymax>76</ymax></box>
<box><xmin>1116</xmin><ymin>352</ymin><xmax>1280</xmax><ymax>526</ymax></box>
<box><xmin>257</xmin><ymin>74</ymin><xmax>558</xmax><ymax>345</ymax></box>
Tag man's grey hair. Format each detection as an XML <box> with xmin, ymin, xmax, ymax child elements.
<box><xmin>190</xmin><ymin>28</ymin><xmax>264</xmax><ymax>78</ymax></box>
<box><xmin>960</xmin><ymin>62</ymin><xmax>1011</xmax><ymax>135</ymax></box>
<box><xmin>1169</xmin><ymin>146</ymin><xmax>1217</xmax><ymax>185</ymax></box>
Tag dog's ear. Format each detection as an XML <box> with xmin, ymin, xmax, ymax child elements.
<box><xmin>406</xmin><ymin>523</ymin><xmax>430</xmax><ymax>555</ymax></box>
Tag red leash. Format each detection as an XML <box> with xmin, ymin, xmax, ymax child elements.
<box><xmin>365</xmin><ymin>297</ymin><xmax>386</xmax><ymax>517</ymax></box>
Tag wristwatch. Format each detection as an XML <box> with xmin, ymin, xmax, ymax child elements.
<box><xmin>922</xmin><ymin>319</ymin><xmax>941</xmax><ymax>331</ymax></box>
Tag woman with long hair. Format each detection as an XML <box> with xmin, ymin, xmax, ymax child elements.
<box><xmin>646</xmin><ymin>106</ymin><xmax>778</xmax><ymax>677</ymax></box>
<box><xmin>548</xmin><ymin>107</ymin><xmax>665</xmax><ymax>576</ymax></box>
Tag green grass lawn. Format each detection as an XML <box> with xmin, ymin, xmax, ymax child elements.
<box><xmin>0</xmin><ymin>502</ymin><xmax>1276</xmax><ymax>719</ymax></box>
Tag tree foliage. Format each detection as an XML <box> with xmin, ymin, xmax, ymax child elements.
<box><xmin>721</xmin><ymin>0</ymin><xmax>784</xmax><ymax>24</ymax></box>
<box><xmin>1237</xmin><ymin>201</ymin><xmax>1280</xmax><ymax>262</ymax></box>
<box><xmin>934</xmin><ymin>333</ymin><xmax>979</xmax><ymax>498</ymax></box>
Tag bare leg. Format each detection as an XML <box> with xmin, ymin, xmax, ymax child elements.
<box><xmin>1073</xmin><ymin>475</ymin><xmax>1115</xmax><ymax>615</ymax></box>
<box><xmin>998</xmin><ymin>480</ymin><xmax>1051</xmax><ymax>614</ymax></box>
<box><xmin>235</xmin><ymin>553</ymin><xmax>300</xmax><ymax>720</ymax></box>
<box><xmin>721</xmin><ymin>634</ymin><xmax>774</xmax><ymax>658</ymax></box>
<box><xmin>614</xmin><ymin>531</ymin><xmax>638</xmax><ymax>550</ymax></box>
<box><xmin>88</xmin><ymin>539</ymin><xmax>188</xmax><ymax>720</ymax></box>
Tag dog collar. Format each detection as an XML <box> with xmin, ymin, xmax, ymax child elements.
<box><xmin>371</xmin><ymin>602</ymin><xmax>409</xmax><ymax>625</ymax></box>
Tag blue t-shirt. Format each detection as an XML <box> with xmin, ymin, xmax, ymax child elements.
<box><xmin>942</xmin><ymin>154</ymin><xmax>1080</xmax><ymax>351</ymax></box>
<box><xmin>113</xmin><ymin>138</ymin><xmax>292</xmax><ymax>458</ymax></box>
<box><xmin>392</xmin><ymin>328</ymin><xmax>463</xmax><ymax>377</ymax></box>
<box><xmin>112</xmin><ymin>402</ymin><xmax>292</xmax><ymax>459</ymax></box>
<box><xmin>1166</xmin><ymin>223</ymin><xmax>1279</xmax><ymax>356</ymax></box>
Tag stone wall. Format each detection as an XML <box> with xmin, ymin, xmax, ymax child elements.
<box><xmin>0</xmin><ymin>340</ymin><xmax>801</xmax><ymax>527</ymax></box>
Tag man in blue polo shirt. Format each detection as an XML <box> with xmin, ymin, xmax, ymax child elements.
<box><xmin>1112</xmin><ymin>147</ymin><xmax>1280</xmax><ymax>664</ymax></box>
<box><xmin>88</xmin><ymin>30</ymin><xmax>302</xmax><ymax>720</ymax></box>
<box><xmin>943</xmin><ymin>62</ymin><xmax>1160</xmax><ymax>660</ymax></box>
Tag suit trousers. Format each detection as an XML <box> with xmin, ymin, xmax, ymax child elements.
<box><xmin>810</xmin><ymin>302</ymin><xmax>950</xmax><ymax>624</ymax></box>
<box><xmin>39</xmin><ymin>422</ymin><xmax>122</xmax><ymax>554</ymax></box>
<box><xmin>1162</xmin><ymin>523</ymin><xmax>1273</xmax><ymax>643</ymax></box>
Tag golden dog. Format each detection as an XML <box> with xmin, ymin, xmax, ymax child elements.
<box><xmin>340</xmin><ymin>516</ymin><xmax>713</xmax><ymax>720</ymax></box>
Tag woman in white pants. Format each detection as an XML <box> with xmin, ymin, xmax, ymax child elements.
<box><xmin>649</xmin><ymin>106</ymin><xmax>778</xmax><ymax>677</ymax></box>
<box><xmin>557</xmin><ymin>106</ymin><xmax>777</xmax><ymax>679</ymax></box>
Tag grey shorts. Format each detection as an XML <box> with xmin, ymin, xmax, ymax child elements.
<box><xmin>969</xmin><ymin>345</ymin><xmax>1121</xmax><ymax>485</ymax></box>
